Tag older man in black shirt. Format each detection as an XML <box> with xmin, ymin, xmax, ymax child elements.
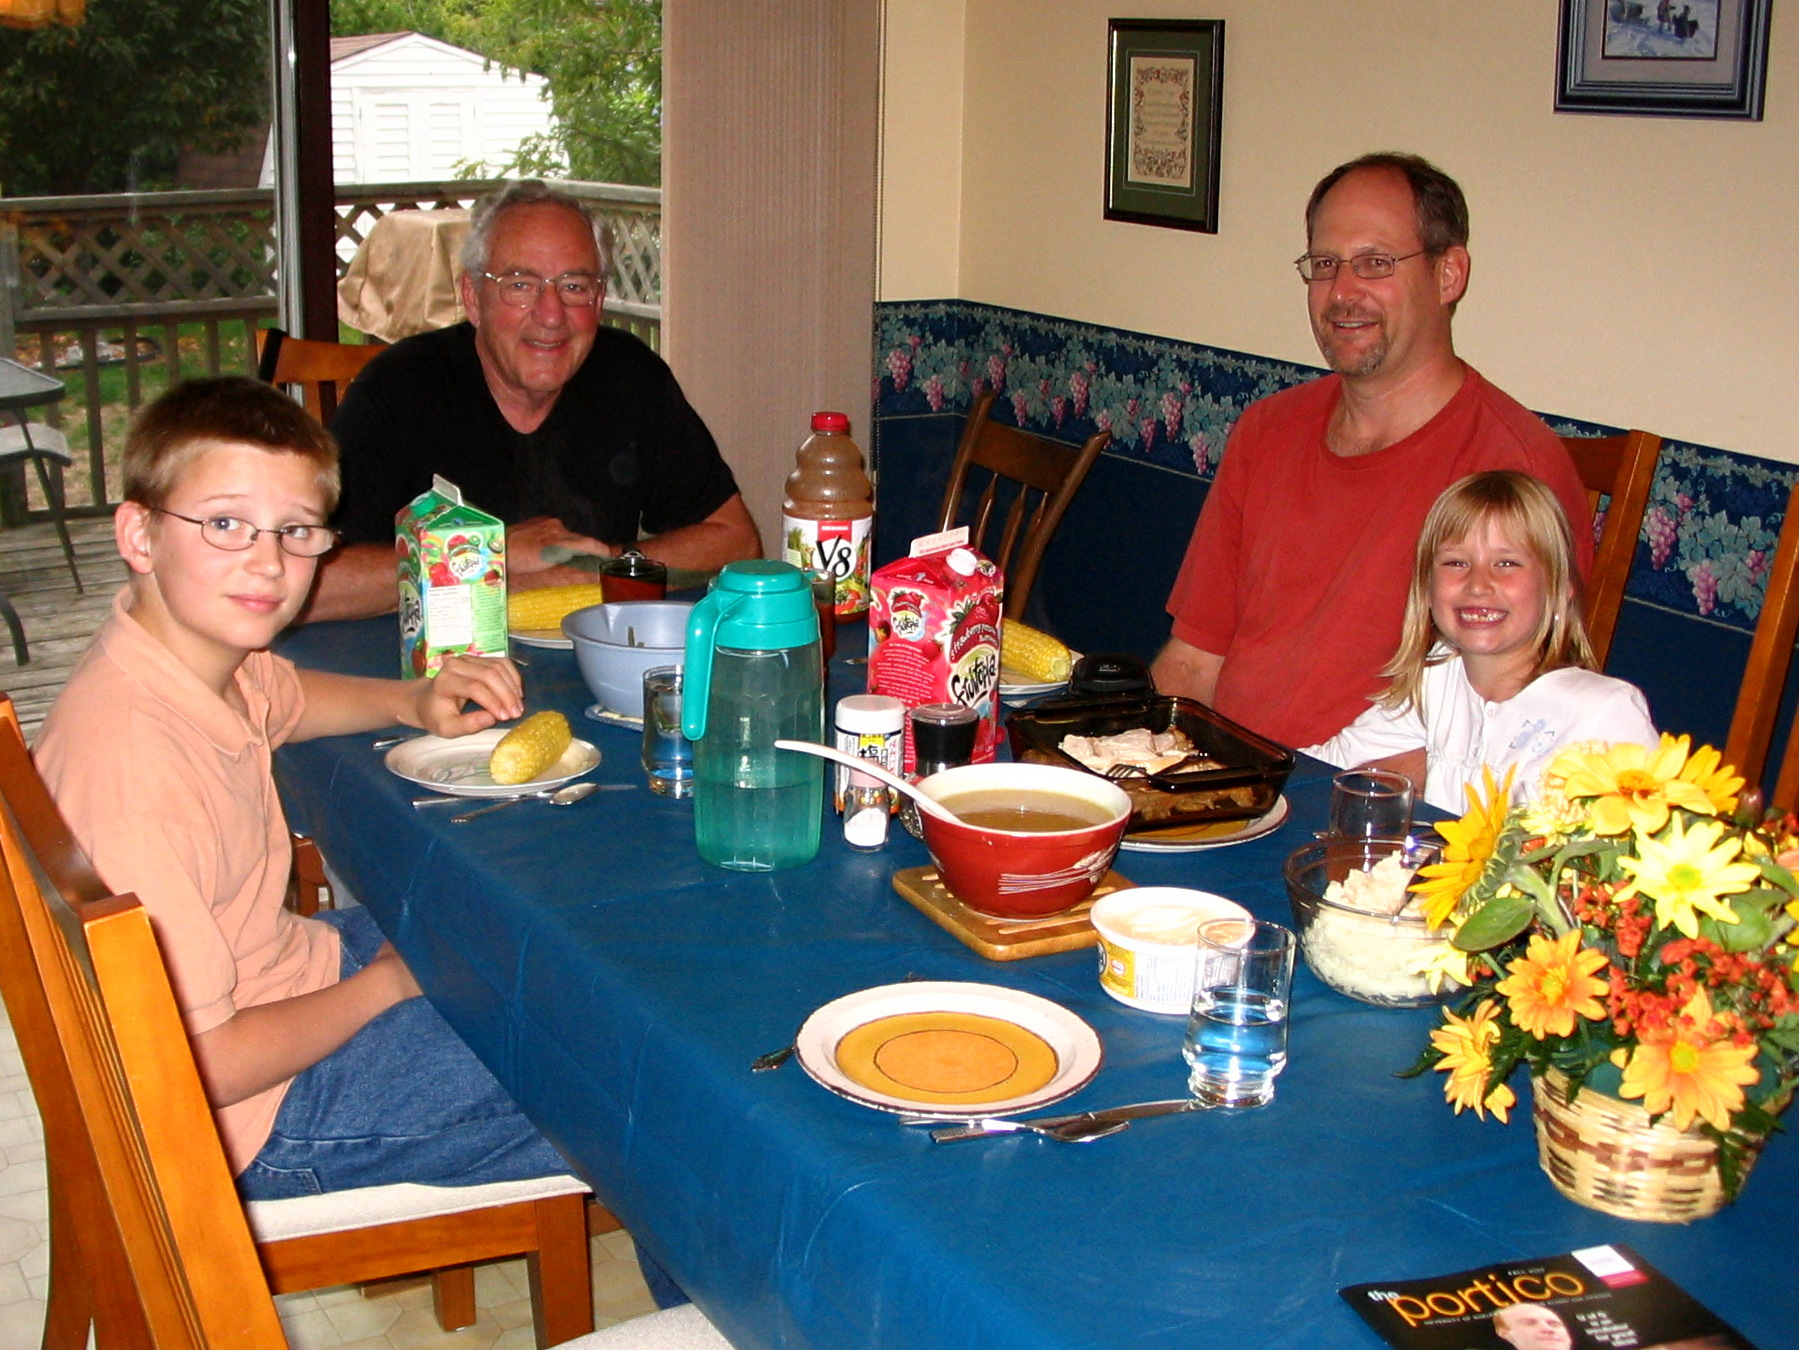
<box><xmin>306</xmin><ymin>180</ymin><xmax>760</xmax><ymax>622</ymax></box>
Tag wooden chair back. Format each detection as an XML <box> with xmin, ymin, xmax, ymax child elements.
<box><xmin>1559</xmin><ymin>429</ymin><xmax>1661</xmax><ymax>668</ymax></box>
<box><xmin>0</xmin><ymin>694</ymin><xmax>287</xmax><ymax>1347</ymax></box>
<box><xmin>1724</xmin><ymin>480</ymin><xmax>1799</xmax><ymax>803</ymax></box>
<box><xmin>936</xmin><ymin>392</ymin><xmax>1111</xmax><ymax>620</ymax></box>
<box><xmin>255</xmin><ymin>328</ymin><xmax>385</xmax><ymax>422</ymax></box>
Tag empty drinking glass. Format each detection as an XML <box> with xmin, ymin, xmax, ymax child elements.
<box><xmin>1328</xmin><ymin>769</ymin><xmax>1413</xmax><ymax>840</ymax></box>
<box><xmin>1182</xmin><ymin>918</ymin><xmax>1296</xmax><ymax>1108</ymax></box>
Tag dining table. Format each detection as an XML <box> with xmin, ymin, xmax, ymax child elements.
<box><xmin>274</xmin><ymin>616</ymin><xmax>1795</xmax><ymax>1350</ymax></box>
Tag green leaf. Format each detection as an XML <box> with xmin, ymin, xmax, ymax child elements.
<box><xmin>1754</xmin><ymin>853</ymin><xmax>1799</xmax><ymax>895</ymax></box>
<box><xmin>1453</xmin><ymin>894</ymin><xmax>1534</xmax><ymax>951</ymax></box>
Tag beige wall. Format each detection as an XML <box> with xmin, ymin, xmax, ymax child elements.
<box><xmin>880</xmin><ymin>0</ymin><xmax>1799</xmax><ymax>463</ymax></box>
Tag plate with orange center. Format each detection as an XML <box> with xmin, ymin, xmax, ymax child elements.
<box><xmin>794</xmin><ymin>981</ymin><xmax>1103</xmax><ymax>1119</ymax></box>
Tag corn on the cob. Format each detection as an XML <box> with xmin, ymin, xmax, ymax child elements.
<box><xmin>507</xmin><ymin>583</ymin><xmax>608</xmax><ymax>631</ymax></box>
<box><xmin>1001</xmin><ymin>620</ymin><xmax>1073</xmax><ymax>683</ymax></box>
<box><xmin>489</xmin><ymin>711</ymin><xmax>573</xmax><ymax>785</ymax></box>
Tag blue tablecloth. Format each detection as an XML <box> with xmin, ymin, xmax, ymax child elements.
<box><xmin>275</xmin><ymin>618</ymin><xmax>1793</xmax><ymax>1350</ymax></box>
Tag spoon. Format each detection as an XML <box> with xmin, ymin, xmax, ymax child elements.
<box><xmin>771</xmin><ymin>740</ymin><xmax>963</xmax><ymax>825</ymax></box>
<box><xmin>450</xmin><ymin>781</ymin><xmax>600</xmax><ymax>824</ymax></box>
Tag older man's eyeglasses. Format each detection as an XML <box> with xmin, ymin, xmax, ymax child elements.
<box><xmin>480</xmin><ymin>270</ymin><xmax>604</xmax><ymax>308</ymax></box>
<box><xmin>152</xmin><ymin>508</ymin><xmax>339</xmax><ymax>558</ymax></box>
<box><xmin>1293</xmin><ymin>250</ymin><xmax>1429</xmax><ymax>283</ymax></box>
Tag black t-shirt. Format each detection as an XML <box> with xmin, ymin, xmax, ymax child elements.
<box><xmin>329</xmin><ymin>322</ymin><xmax>740</xmax><ymax>547</ymax></box>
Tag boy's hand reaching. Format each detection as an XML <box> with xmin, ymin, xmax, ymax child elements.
<box><xmin>413</xmin><ymin>653</ymin><xmax>526</xmax><ymax>737</ymax></box>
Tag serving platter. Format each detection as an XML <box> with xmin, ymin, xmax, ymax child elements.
<box><xmin>385</xmin><ymin>728</ymin><xmax>601</xmax><ymax>798</ymax></box>
<box><xmin>1119</xmin><ymin>794</ymin><xmax>1290</xmax><ymax>853</ymax></box>
<box><xmin>795</xmin><ymin>980</ymin><xmax>1102</xmax><ymax>1119</ymax></box>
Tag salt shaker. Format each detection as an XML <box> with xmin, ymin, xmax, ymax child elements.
<box><xmin>842</xmin><ymin>767</ymin><xmax>892</xmax><ymax>851</ymax></box>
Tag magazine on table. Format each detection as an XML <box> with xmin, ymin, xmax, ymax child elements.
<box><xmin>1340</xmin><ymin>1243</ymin><xmax>1756</xmax><ymax>1350</ymax></box>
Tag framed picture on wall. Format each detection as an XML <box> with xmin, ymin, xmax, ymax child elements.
<box><xmin>1104</xmin><ymin>19</ymin><xmax>1224</xmax><ymax>232</ymax></box>
<box><xmin>1556</xmin><ymin>0</ymin><xmax>1769</xmax><ymax>118</ymax></box>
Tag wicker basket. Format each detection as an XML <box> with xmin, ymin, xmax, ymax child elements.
<box><xmin>1531</xmin><ymin>1068</ymin><xmax>1762</xmax><ymax>1223</ymax></box>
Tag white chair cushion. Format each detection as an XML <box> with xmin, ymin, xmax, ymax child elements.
<box><xmin>244</xmin><ymin>1172</ymin><xmax>590</xmax><ymax>1242</ymax></box>
<box><xmin>569</xmin><ymin>1305</ymin><xmax>734</xmax><ymax>1348</ymax></box>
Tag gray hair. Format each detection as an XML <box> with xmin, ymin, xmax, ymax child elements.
<box><xmin>460</xmin><ymin>180</ymin><xmax>613</xmax><ymax>282</ymax></box>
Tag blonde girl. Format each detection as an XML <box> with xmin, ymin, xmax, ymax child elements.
<box><xmin>1303</xmin><ymin>470</ymin><xmax>1656</xmax><ymax>812</ymax></box>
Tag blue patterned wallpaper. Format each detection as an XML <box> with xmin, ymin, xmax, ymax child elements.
<box><xmin>874</xmin><ymin>299</ymin><xmax>1797</xmax><ymax>634</ymax></box>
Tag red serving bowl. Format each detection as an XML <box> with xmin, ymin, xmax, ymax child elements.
<box><xmin>915</xmin><ymin>763</ymin><xmax>1133</xmax><ymax>919</ymax></box>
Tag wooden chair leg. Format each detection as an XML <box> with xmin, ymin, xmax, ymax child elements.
<box><xmin>526</xmin><ymin>1193</ymin><xmax>595</xmax><ymax>1348</ymax></box>
<box><xmin>432</xmin><ymin>1264</ymin><xmax>478</xmax><ymax>1332</ymax></box>
<box><xmin>586</xmin><ymin>1197</ymin><xmax>623</xmax><ymax>1237</ymax></box>
<box><xmin>42</xmin><ymin>1218</ymin><xmax>92</xmax><ymax>1350</ymax></box>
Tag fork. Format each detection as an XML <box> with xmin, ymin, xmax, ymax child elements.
<box><xmin>751</xmin><ymin>973</ymin><xmax>923</xmax><ymax>1072</ymax></box>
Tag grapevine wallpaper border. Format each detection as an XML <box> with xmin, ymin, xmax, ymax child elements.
<box><xmin>873</xmin><ymin>299</ymin><xmax>1796</xmax><ymax>635</ymax></box>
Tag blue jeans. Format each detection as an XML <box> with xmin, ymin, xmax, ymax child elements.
<box><xmin>237</xmin><ymin>906</ymin><xmax>570</xmax><ymax>1199</ymax></box>
<box><xmin>236</xmin><ymin>906</ymin><xmax>689</xmax><ymax>1307</ymax></box>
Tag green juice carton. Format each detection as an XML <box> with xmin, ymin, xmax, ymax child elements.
<box><xmin>396</xmin><ymin>475</ymin><xmax>508</xmax><ymax>678</ymax></box>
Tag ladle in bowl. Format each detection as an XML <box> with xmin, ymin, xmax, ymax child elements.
<box><xmin>772</xmin><ymin>740</ymin><xmax>963</xmax><ymax>825</ymax></box>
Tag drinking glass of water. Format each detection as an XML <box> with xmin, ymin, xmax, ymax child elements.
<box><xmin>1328</xmin><ymin>769</ymin><xmax>1413</xmax><ymax>840</ymax></box>
<box><xmin>641</xmin><ymin>666</ymin><xmax>693</xmax><ymax>798</ymax></box>
<box><xmin>1182</xmin><ymin>918</ymin><xmax>1296</xmax><ymax>1108</ymax></box>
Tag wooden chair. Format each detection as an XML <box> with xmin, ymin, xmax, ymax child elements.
<box><xmin>0</xmin><ymin>694</ymin><xmax>599</xmax><ymax>1348</ymax></box>
<box><xmin>1724</xmin><ymin>479</ymin><xmax>1799</xmax><ymax>803</ymax></box>
<box><xmin>937</xmin><ymin>390</ymin><xmax>1110</xmax><ymax>619</ymax></box>
<box><xmin>255</xmin><ymin>327</ymin><xmax>385</xmax><ymax>422</ymax></box>
<box><xmin>1559</xmin><ymin>429</ymin><xmax>1661</xmax><ymax>668</ymax></box>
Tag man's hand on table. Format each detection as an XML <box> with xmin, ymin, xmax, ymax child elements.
<box><xmin>508</xmin><ymin>516</ymin><xmax>616</xmax><ymax>574</ymax></box>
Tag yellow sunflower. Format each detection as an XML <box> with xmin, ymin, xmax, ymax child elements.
<box><xmin>1676</xmin><ymin>742</ymin><xmax>1744</xmax><ymax>816</ymax></box>
<box><xmin>1616</xmin><ymin>815</ymin><xmax>1757</xmax><ymax>940</ymax></box>
<box><xmin>1619</xmin><ymin>989</ymin><xmax>1760</xmax><ymax>1131</ymax></box>
<box><xmin>1407</xmin><ymin>942</ymin><xmax>1473</xmax><ymax>995</ymax></box>
<box><xmin>1429</xmin><ymin>1000</ymin><xmax>1515</xmax><ymax>1122</ymax></box>
<box><xmin>1493</xmin><ymin>930</ymin><xmax>1609</xmax><ymax>1039</ymax></box>
<box><xmin>1552</xmin><ymin>735</ymin><xmax>1717</xmax><ymax>835</ymax></box>
<box><xmin>1410</xmin><ymin>765</ymin><xmax>1513</xmax><ymax>930</ymax></box>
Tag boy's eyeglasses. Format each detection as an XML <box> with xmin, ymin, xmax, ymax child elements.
<box><xmin>479</xmin><ymin>270</ymin><xmax>604</xmax><ymax>307</ymax></box>
<box><xmin>151</xmin><ymin>508</ymin><xmax>339</xmax><ymax>558</ymax></box>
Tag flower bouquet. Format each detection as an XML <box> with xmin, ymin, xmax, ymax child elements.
<box><xmin>1403</xmin><ymin>736</ymin><xmax>1799</xmax><ymax>1221</ymax></box>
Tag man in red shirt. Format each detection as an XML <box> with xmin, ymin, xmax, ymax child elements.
<box><xmin>1152</xmin><ymin>153</ymin><xmax>1591</xmax><ymax>751</ymax></box>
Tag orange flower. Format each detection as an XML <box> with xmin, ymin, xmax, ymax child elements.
<box><xmin>1619</xmin><ymin>989</ymin><xmax>1760</xmax><ymax>1131</ymax></box>
<box><xmin>1494</xmin><ymin>930</ymin><xmax>1609</xmax><ymax>1039</ymax></box>
<box><xmin>1428</xmin><ymin>1000</ymin><xmax>1515</xmax><ymax>1122</ymax></box>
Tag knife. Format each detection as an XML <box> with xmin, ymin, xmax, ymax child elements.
<box><xmin>927</xmin><ymin>1098</ymin><xmax>1205</xmax><ymax>1143</ymax></box>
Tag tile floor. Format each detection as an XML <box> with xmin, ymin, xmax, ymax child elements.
<box><xmin>0</xmin><ymin>999</ymin><xmax>660</xmax><ymax>1349</ymax></box>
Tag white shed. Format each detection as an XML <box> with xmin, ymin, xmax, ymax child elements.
<box><xmin>261</xmin><ymin>31</ymin><xmax>558</xmax><ymax>185</ymax></box>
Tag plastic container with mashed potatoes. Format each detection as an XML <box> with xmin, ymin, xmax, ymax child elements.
<box><xmin>1090</xmin><ymin>887</ymin><xmax>1251</xmax><ymax>1014</ymax></box>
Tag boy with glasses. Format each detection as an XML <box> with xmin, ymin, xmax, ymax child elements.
<box><xmin>35</xmin><ymin>377</ymin><xmax>576</xmax><ymax>1199</ymax></box>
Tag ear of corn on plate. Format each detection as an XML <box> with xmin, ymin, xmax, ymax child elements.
<box><xmin>1000</xmin><ymin>620</ymin><xmax>1074</xmax><ymax>686</ymax></box>
<box><xmin>490</xmin><ymin>711</ymin><xmax>575</xmax><ymax>785</ymax></box>
<box><xmin>384</xmin><ymin>727</ymin><xmax>601</xmax><ymax>797</ymax></box>
<box><xmin>508</xmin><ymin>583</ymin><xmax>609</xmax><ymax>635</ymax></box>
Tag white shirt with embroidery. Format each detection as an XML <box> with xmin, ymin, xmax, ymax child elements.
<box><xmin>1303</xmin><ymin>653</ymin><xmax>1658</xmax><ymax>813</ymax></box>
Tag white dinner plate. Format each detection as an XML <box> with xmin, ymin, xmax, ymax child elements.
<box><xmin>1119</xmin><ymin>794</ymin><xmax>1291</xmax><ymax>854</ymax></box>
<box><xmin>510</xmin><ymin>627</ymin><xmax>574</xmax><ymax>651</ymax></box>
<box><xmin>385</xmin><ymin>728</ymin><xmax>601</xmax><ymax>797</ymax></box>
<box><xmin>795</xmin><ymin>980</ymin><xmax>1103</xmax><ymax>1120</ymax></box>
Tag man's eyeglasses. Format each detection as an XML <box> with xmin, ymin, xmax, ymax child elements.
<box><xmin>480</xmin><ymin>270</ymin><xmax>604</xmax><ymax>308</ymax></box>
<box><xmin>152</xmin><ymin>508</ymin><xmax>339</xmax><ymax>558</ymax></box>
<box><xmin>1293</xmin><ymin>250</ymin><xmax>1429</xmax><ymax>283</ymax></box>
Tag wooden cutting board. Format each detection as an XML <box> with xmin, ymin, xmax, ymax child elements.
<box><xmin>891</xmin><ymin>865</ymin><xmax>1134</xmax><ymax>961</ymax></box>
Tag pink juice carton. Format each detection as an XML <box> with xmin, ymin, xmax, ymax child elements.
<box><xmin>396</xmin><ymin>475</ymin><xmax>508</xmax><ymax>678</ymax></box>
<box><xmin>868</xmin><ymin>528</ymin><xmax>1003</xmax><ymax>770</ymax></box>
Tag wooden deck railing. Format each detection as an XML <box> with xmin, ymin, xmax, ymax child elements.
<box><xmin>0</xmin><ymin>179</ymin><xmax>661</xmax><ymax>521</ymax></box>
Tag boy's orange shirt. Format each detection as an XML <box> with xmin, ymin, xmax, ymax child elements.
<box><xmin>36</xmin><ymin>591</ymin><xmax>341</xmax><ymax>1173</ymax></box>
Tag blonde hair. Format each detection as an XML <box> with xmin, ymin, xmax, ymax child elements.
<box><xmin>122</xmin><ymin>376</ymin><xmax>339</xmax><ymax>514</ymax></box>
<box><xmin>1379</xmin><ymin>471</ymin><xmax>1594</xmax><ymax>713</ymax></box>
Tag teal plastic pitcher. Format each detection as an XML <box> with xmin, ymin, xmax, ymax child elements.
<box><xmin>682</xmin><ymin>561</ymin><xmax>824</xmax><ymax>870</ymax></box>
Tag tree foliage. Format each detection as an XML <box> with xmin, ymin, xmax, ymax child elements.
<box><xmin>332</xmin><ymin>0</ymin><xmax>662</xmax><ymax>187</ymax></box>
<box><xmin>0</xmin><ymin>0</ymin><xmax>268</xmax><ymax>196</ymax></box>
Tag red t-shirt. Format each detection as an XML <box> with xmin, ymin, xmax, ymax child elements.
<box><xmin>1166</xmin><ymin>367</ymin><xmax>1594</xmax><ymax>749</ymax></box>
